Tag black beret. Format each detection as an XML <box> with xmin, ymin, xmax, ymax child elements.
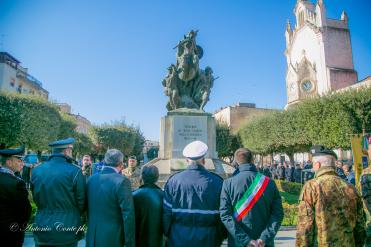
<box><xmin>310</xmin><ymin>145</ymin><xmax>337</xmax><ymax>159</ymax></box>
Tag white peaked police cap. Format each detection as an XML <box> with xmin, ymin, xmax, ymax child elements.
<box><xmin>183</xmin><ymin>140</ymin><xmax>208</xmax><ymax>160</ymax></box>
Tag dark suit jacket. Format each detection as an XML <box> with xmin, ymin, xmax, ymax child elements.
<box><xmin>86</xmin><ymin>166</ymin><xmax>135</xmax><ymax>247</ymax></box>
<box><xmin>133</xmin><ymin>183</ymin><xmax>164</xmax><ymax>247</ymax></box>
<box><xmin>220</xmin><ymin>164</ymin><xmax>284</xmax><ymax>247</ymax></box>
<box><xmin>0</xmin><ymin>169</ymin><xmax>31</xmax><ymax>247</ymax></box>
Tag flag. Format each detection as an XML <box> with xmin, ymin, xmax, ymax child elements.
<box><xmin>351</xmin><ymin>135</ymin><xmax>370</xmax><ymax>188</ymax></box>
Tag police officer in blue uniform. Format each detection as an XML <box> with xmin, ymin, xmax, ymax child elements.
<box><xmin>31</xmin><ymin>138</ymin><xmax>86</xmax><ymax>247</ymax></box>
<box><xmin>163</xmin><ymin>140</ymin><xmax>227</xmax><ymax>247</ymax></box>
<box><xmin>0</xmin><ymin>146</ymin><xmax>31</xmax><ymax>247</ymax></box>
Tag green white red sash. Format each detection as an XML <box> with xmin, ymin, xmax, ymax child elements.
<box><xmin>234</xmin><ymin>173</ymin><xmax>270</xmax><ymax>222</ymax></box>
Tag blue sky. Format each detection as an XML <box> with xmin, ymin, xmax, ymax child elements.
<box><xmin>0</xmin><ymin>0</ymin><xmax>370</xmax><ymax>140</ymax></box>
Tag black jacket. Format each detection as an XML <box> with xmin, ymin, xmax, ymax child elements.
<box><xmin>31</xmin><ymin>154</ymin><xmax>86</xmax><ymax>245</ymax></box>
<box><xmin>163</xmin><ymin>164</ymin><xmax>227</xmax><ymax>247</ymax></box>
<box><xmin>0</xmin><ymin>168</ymin><xmax>31</xmax><ymax>247</ymax></box>
<box><xmin>220</xmin><ymin>164</ymin><xmax>284</xmax><ymax>247</ymax></box>
<box><xmin>277</xmin><ymin>166</ymin><xmax>285</xmax><ymax>180</ymax></box>
<box><xmin>262</xmin><ymin>167</ymin><xmax>272</xmax><ymax>178</ymax></box>
<box><xmin>285</xmin><ymin>167</ymin><xmax>295</xmax><ymax>182</ymax></box>
<box><xmin>133</xmin><ymin>183</ymin><xmax>164</xmax><ymax>247</ymax></box>
<box><xmin>293</xmin><ymin>168</ymin><xmax>302</xmax><ymax>183</ymax></box>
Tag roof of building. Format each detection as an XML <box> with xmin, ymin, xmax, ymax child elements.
<box><xmin>0</xmin><ymin>52</ymin><xmax>20</xmax><ymax>64</ymax></box>
<box><xmin>0</xmin><ymin>51</ymin><xmax>48</xmax><ymax>94</ymax></box>
<box><xmin>336</xmin><ymin>76</ymin><xmax>371</xmax><ymax>92</ymax></box>
<box><xmin>359</xmin><ymin>76</ymin><xmax>371</xmax><ymax>83</ymax></box>
<box><xmin>214</xmin><ymin>102</ymin><xmax>280</xmax><ymax>114</ymax></box>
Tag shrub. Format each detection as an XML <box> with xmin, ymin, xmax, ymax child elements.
<box><xmin>275</xmin><ymin>180</ymin><xmax>302</xmax><ymax>195</ymax></box>
<box><xmin>239</xmin><ymin>86</ymin><xmax>371</xmax><ymax>158</ymax></box>
<box><xmin>282</xmin><ymin>202</ymin><xmax>298</xmax><ymax>226</ymax></box>
<box><xmin>89</xmin><ymin>120</ymin><xmax>145</xmax><ymax>158</ymax></box>
<box><xmin>277</xmin><ymin>180</ymin><xmax>301</xmax><ymax>226</ymax></box>
<box><xmin>0</xmin><ymin>92</ymin><xmax>95</xmax><ymax>156</ymax></box>
<box><xmin>0</xmin><ymin>93</ymin><xmax>64</xmax><ymax>150</ymax></box>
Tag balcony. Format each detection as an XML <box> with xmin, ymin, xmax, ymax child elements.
<box><xmin>16</xmin><ymin>70</ymin><xmax>43</xmax><ymax>89</ymax></box>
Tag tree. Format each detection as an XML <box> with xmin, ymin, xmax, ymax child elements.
<box><xmin>129</xmin><ymin>127</ymin><xmax>146</xmax><ymax>160</ymax></box>
<box><xmin>58</xmin><ymin>113</ymin><xmax>77</xmax><ymax>139</ymax></box>
<box><xmin>147</xmin><ymin>147</ymin><xmax>159</xmax><ymax>161</ymax></box>
<box><xmin>0</xmin><ymin>93</ymin><xmax>65</xmax><ymax>150</ymax></box>
<box><xmin>216</xmin><ymin>123</ymin><xmax>241</xmax><ymax>162</ymax></box>
<box><xmin>89</xmin><ymin>120</ymin><xmax>145</xmax><ymax>159</ymax></box>
<box><xmin>73</xmin><ymin>132</ymin><xmax>95</xmax><ymax>158</ymax></box>
<box><xmin>239</xmin><ymin>86</ymin><xmax>371</xmax><ymax>159</ymax></box>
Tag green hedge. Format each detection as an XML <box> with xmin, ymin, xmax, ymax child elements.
<box><xmin>275</xmin><ymin>180</ymin><xmax>302</xmax><ymax>195</ymax></box>
<box><xmin>28</xmin><ymin>193</ymin><xmax>37</xmax><ymax>224</ymax></box>
<box><xmin>276</xmin><ymin>180</ymin><xmax>301</xmax><ymax>226</ymax></box>
<box><xmin>282</xmin><ymin>203</ymin><xmax>298</xmax><ymax>226</ymax></box>
<box><xmin>239</xmin><ymin>86</ymin><xmax>371</xmax><ymax>156</ymax></box>
<box><xmin>0</xmin><ymin>93</ymin><xmax>66</xmax><ymax>150</ymax></box>
<box><xmin>0</xmin><ymin>93</ymin><xmax>97</xmax><ymax>155</ymax></box>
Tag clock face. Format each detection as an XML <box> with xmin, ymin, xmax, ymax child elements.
<box><xmin>301</xmin><ymin>80</ymin><xmax>313</xmax><ymax>92</ymax></box>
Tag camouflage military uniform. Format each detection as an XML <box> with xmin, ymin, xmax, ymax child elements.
<box><xmin>82</xmin><ymin>164</ymin><xmax>92</xmax><ymax>177</ymax></box>
<box><xmin>360</xmin><ymin>166</ymin><xmax>371</xmax><ymax>246</ymax></box>
<box><xmin>296</xmin><ymin>166</ymin><xmax>365</xmax><ymax>247</ymax></box>
<box><xmin>122</xmin><ymin>167</ymin><xmax>141</xmax><ymax>190</ymax></box>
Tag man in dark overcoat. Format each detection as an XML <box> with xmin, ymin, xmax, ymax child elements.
<box><xmin>0</xmin><ymin>146</ymin><xmax>31</xmax><ymax>247</ymax></box>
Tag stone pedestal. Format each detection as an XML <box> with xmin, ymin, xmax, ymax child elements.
<box><xmin>159</xmin><ymin>111</ymin><xmax>217</xmax><ymax>159</ymax></box>
<box><xmin>147</xmin><ymin>109</ymin><xmax>234</xmax><ymax>185</ymax></box>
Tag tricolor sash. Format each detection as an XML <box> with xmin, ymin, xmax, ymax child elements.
<box><xmin>234</xmin><ymin>173</ymin><xmax>270</xmax><ymax>222</ymax></box>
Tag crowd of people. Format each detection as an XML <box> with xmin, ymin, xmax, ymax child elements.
<box><xmin>0</xmin><ymin>137</ymin><xmax>370</xmax><ymax>247</ymax></box>
<box><xmin>256</xmin><ymin>159</ymin><xmax>356</xmax><ymax>185</ymax></box>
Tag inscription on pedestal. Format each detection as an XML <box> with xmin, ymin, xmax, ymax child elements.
<box><xmin>178</xmin><ymin>124</ymin><xmax>203</xmax><ymax>141</ymax></box>
<box><xmin>172</xmin><ymin>116</ymin><xmax>208</xmax><ymax>158</ymax></box>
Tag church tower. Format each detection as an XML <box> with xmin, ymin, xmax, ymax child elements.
<box><xmin>285</xmin><ymin>0</ymin><xmax>357</xmax><ymax>107</ymax></box>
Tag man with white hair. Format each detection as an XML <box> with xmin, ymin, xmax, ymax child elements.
<box><xmin>86</xmin><ymin>149</ymin><xmax>135</xmax><ymax>247</ymax></box>
<box><xmin>296</xmin><ymin>145</ymin><xmax>365</xmax><ymax>247</ymax></box>
<box><xmin>163</xmin><ymin>140</ymin><xmax>226</xmax><ymax>246</ymax></box>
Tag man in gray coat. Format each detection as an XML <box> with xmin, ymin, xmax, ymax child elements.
<box><xmin>31</xmin><ymin>138</ymin><xmax>86</xmax><ymax>247</ymax></box>
<box><xmin>86</xmin><ymin>149</ymin><xmax>135</xmax><ymax>247</ymax></box>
